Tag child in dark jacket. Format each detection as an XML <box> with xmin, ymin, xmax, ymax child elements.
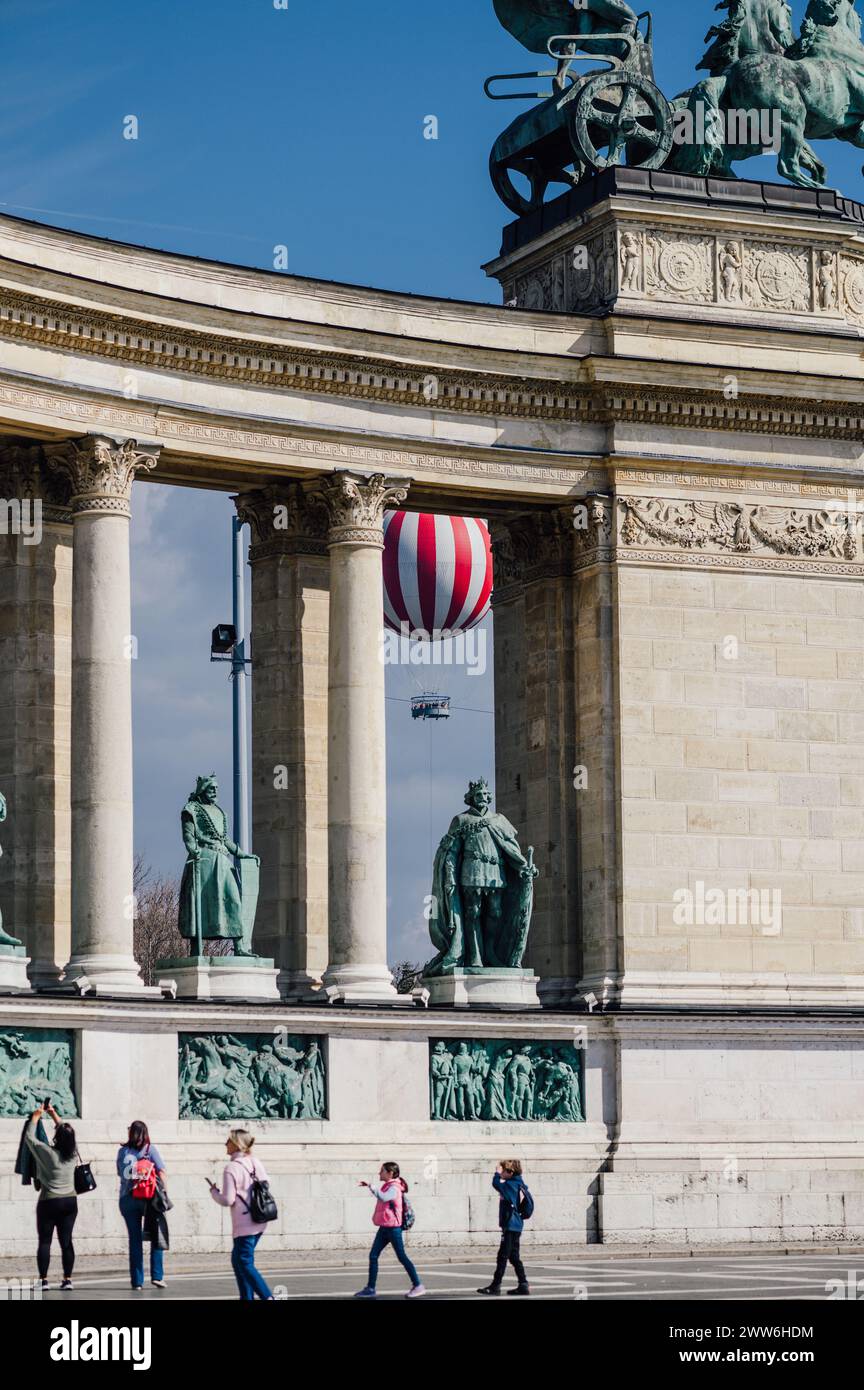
<box><xmin>477</xmin><ymin>1159</ymin><xmax>531</xmax><ymax>1296</ymax></box>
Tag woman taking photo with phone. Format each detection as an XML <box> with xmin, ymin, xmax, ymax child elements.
<box><xmin>24</xmin><ymin>1101</ymin><xmax>78</xmax><ymax>1291</ymax></box>
<box><xmin>116</xmin><ymin>1120</ymin><xmax>168</xmax><ymax>1290</ymax></box>
<box><xmin>208</xmin><ymin>1128</ymin><xmax>275</xmax><ymax>1301</ymax></box>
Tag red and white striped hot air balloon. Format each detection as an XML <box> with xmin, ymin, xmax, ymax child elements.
<box><xmin>383</xmin><ymin>512</ymin><xmax>492</xmax><ymax>637</ymax></box>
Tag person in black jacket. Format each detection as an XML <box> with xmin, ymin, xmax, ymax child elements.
<box><xmin>477</xmin><ymin>1159</ymin><xmax>531</xmax><ymax>1297</ymax></box>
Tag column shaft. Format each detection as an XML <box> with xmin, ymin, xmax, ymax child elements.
<box><xmin>47</xmin><ymin>436</ymin><xmax>158</xmax><ymax>994</ymax></box>
<box><xmin>312</xmin><ymin>471</ymin><xmax>409</xmax><ymax>1002</ymax></box>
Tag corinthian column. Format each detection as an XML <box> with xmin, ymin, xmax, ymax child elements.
<box><xmin>45</xmin><ymin>435</ymin><xmax>159</xmax><ymax>994</ymax></box>
<box><xmin>310</xmin><ymin>471</ymin><xmax>410</xmax><ymax>1003</ymax></box>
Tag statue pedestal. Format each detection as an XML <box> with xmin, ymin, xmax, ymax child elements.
<box><xmin>422</xmin><ymin>968</ymin><xmax>541</xmax><ymax>1009</ymax></box>
<box><xmin>155</xmin><ymin>956</ymin><xmax>280</xmax><ymax>1002</ymax></box>
<box><xmin>0</xmin><ymin>944</ymin><xmax>30</xmax><ymax>992</ymax></box>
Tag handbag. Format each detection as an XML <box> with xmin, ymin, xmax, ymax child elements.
<box><xmin>73</xmin><ymin>1150</ymin><xmax>97</xmax><ymax>1195</ymax></box>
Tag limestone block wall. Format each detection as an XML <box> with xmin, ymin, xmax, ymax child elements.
<box><xmin>616</xmin><ymin>530</ymin><xmax>864</xmax><ymax>1003</ymax></box>
<box><xmin>0</xmin><ymin>1005</ymin><xmax>605</xmax><ymax>1256</ymax></box>
<box><xmin>602</xmin><ymin>1022</ymin><xmax>864</xmax><ymax>1245</ymax></box>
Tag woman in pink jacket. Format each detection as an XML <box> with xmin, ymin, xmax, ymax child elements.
<box><xmin>354</xmin><ymin>1161</ymin><xmax>426</xmax><ymax>1298</ymax></box>
<box><xmin>208</xmin><ymin>1128</ymin><xmax>274</xmax><ymax>1301</ymax></box>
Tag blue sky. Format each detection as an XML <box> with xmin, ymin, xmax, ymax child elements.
<box><xmin>3</xmin><ymin>0</ymin><xmax>863</xmax><ymax>963</ymax></box>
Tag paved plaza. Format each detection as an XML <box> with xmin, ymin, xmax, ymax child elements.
<box><xmin>4</xmin><ymin>1249</ymin><xmax>862</xmax><ymax>1302</ymax></box>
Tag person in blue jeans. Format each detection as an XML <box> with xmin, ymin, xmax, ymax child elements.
<box><xmin>116</xmin><ymin>1120</ymin><xmax>167</xmax><ymax>1291</ymax></box>
<box><xmin>355</xmin><ymin>1162</ymin><xmax>426</xmax><ymax>1299</ymax></box>
<box><xmin>208</xmin><ymin>1129</ymin><xmax>274</xmax><ymax>1301</ymax></box>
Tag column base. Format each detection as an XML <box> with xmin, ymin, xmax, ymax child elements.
<box><xmin>422</xmin><ymin>968</ymin><xmax>541</xmax><ymax>1008</ymax></box>
<box><xmin>156</xmin><ymin>956</ymin><xmax>281</xmax><ymax>1001</ymax></box>
<box><xmin>28</xmin><ymin>959</ymin><xmax>66</xmax><ymax>991</ymax></box>
<box><xmin>538</xmin><ymin>975</ymin><xmax>581</xmax><ymax>1008</ymax></box>
<box><xmin>321</xmin><ymin>963</ymin><xmax>400</xmax><ymax>1004</ymax></box>
<box><xmin>278</xmin><ymin>968</ymin><xmax>325</xmax><ymax>1003</ymax></box>
<box><xmin>0</xmin><ymin>945</ymin><xmax>31</xmax><ymax>992</ymax></box>
<box><xmin>54</xmin><ymin>954</ymin><xmax>153</xmax><ymax>997</ymax></box>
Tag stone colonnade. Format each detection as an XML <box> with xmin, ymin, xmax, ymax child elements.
<box><xmin>1</xmin><ymin>438</ymin><xmax>420</xmax><ymax>1000</ymax></box>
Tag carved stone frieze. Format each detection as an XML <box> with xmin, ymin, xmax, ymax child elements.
<box><xmin>646</xmin><ymin>233</ymin><xmax>714</xmax><ymax>304</ymax></box>
<box><xmin>499</xmin><ymin>207</ymin><xmax>864</xmax><ymax>327</ymax></box>
<box><xmin>620</xmin><ymin>496</ymin><xmax>860</xmax><ymax>562</ymax></box>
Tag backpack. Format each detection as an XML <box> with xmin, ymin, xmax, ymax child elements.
<box><xmin>238</xmin><ymin>1158</ymin><xmax>278</xmax><ymax>1224</ymax></box>
<box><xmin>130</xmin><ymin>1146</ymin><xmax>157</xmax><ymax>1201</ymax></box>
<box><xmin>402</xmin><ymin>1194</ymin><xmax>416</xmax><ymax>1231</ymax></box>
<box><xmin>517</xmin><ymin>1185</ymin><xmax>534</xmax><ymax>1222</ymax></box>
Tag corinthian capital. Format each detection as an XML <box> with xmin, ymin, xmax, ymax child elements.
<box><xmin>44</xmin><ymin>435</ymin><xmax>160</xmax><ymax>516</ymax></box>
<box><xmin>308</xmin><ymin>471</ymin><xmax>411</xmax><ymax>548</ymax></box>
<box><xmin>0</xmin><ymin>438</ymin><xmax>73</xmax><ymax>520</ymax></box>
<box><xmin>235</xmin><ymin>481</ymin><xmax>329</xmax><ymax>558</ymax></box>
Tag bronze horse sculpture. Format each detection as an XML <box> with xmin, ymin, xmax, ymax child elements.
<box><xmin>670</xmin><ymin>0</ymin><xmax>864</xmax><ymax>187</ymax></box>
<box><xmin>488</xmin><ymin>0</ymin><xmax>864</xmax><ymax>208</ymax></box>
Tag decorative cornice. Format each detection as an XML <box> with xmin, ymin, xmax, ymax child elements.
<box><xmin>307</xmin><ymin>471</ymin><xmax>410</xmax><ymax>548</ymax></box>
<box><xmin>0</xmin><ymin>284</ymin><xmax>581</xmax><ymax>421</ymax></box>
<box><xmin>235</xmin><ymin>482</ymin><xmax>329</xmax><ymax>559</ymax></box>
<box><xmin>0</xmin><ymin>284</ymin><xmax>863</xmax><ymax>437</ymax></box>
<box><xmin>44</xmin><ymin>435</ymin><xmax>160</xmax><ymax>516</ymax></box>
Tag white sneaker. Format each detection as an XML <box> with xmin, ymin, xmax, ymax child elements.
<box><xmin>405</xmin><ymin>1284</ymin><xmax>427</xmax><ymax>1298</ymax></box>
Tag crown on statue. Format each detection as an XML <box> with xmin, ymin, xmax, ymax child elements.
<box><xmin>465</xmin><ymin>777</ymin><xmax>491</xmax><ymax>805</ymax></box>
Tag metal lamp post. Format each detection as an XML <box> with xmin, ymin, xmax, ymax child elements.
<box><xmin>210</xmin><ymin>516</ymin><xmax>252</xmax><ymax>852</ymax></box>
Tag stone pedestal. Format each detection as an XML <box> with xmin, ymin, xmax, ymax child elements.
<box><xmin>422</xmin><ymin>968</ymin><xmax>541</xmax><ymax>1008</ymax></box>
<box><xmin>45</xmin><ymin>435</ymin><xmax>159</xmax><ymax>996</ymax></box>
<box><xmin>0</xmin><ymin>944</ymin><xmax>30</xmax><ymax>991</ymax></box>
<box><xmin>311</xmin><ymin>472</ymin><xmax>410</xmax><ymax>1004</ymax></box>
<box><xmin>155</xmin><ymin>956</ymin><xmax>280</xmax><ymax>1001</ymax></box>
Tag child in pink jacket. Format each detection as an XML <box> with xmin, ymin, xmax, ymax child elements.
<box><xmin>208</xmin><ymin>1129</ymin><xmax>274</xmax><ymax>1301</ymax></box>
<box><xmin>354</xmin><ymin>1161</ymin><xmax>426</xmax><ymax>1298</ymax></box>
